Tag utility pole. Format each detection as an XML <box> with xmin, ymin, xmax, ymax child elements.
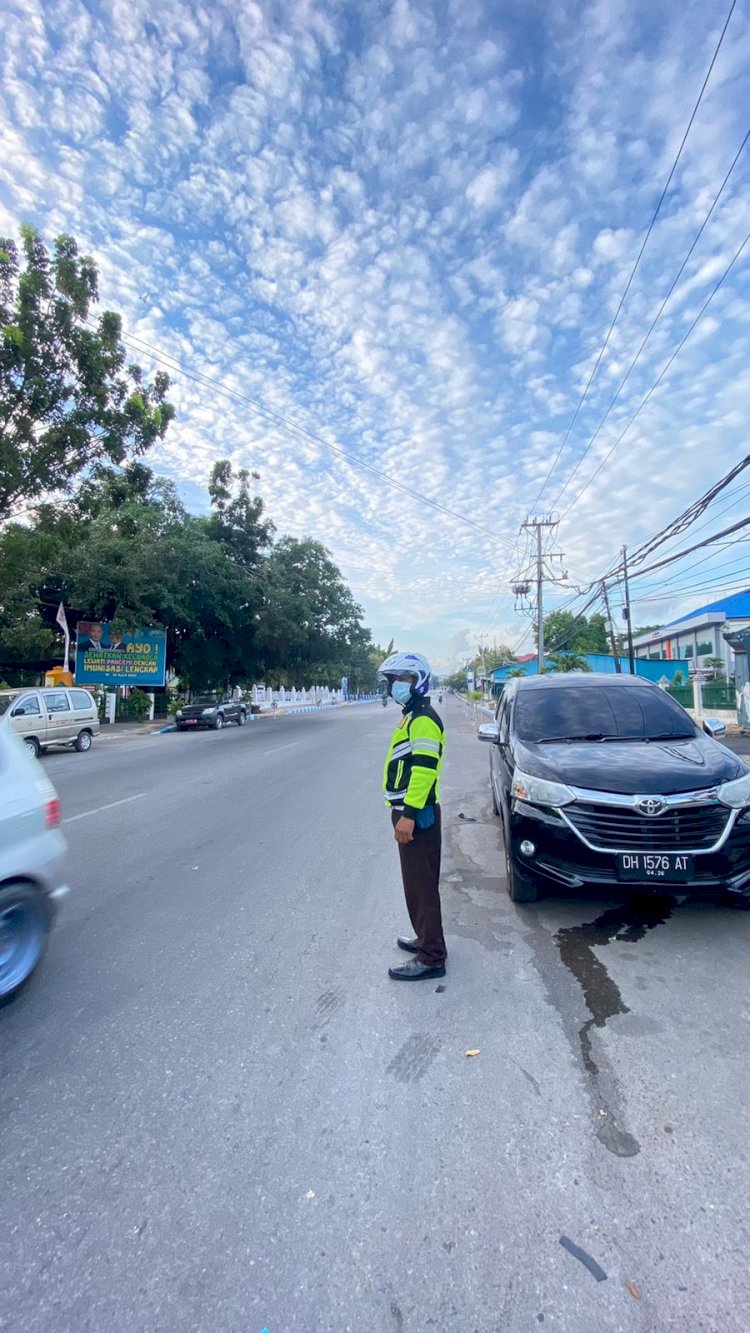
<box><xmin>600</xmin><ymin>580</ymin><xmax>621</xmax><ymax>673</ymax></box>
<box><xmin>521</xmin><ymin>515</ymin><xmax>565</xmax><ymax>674</ymax></box>
<box><xmin>621</xmin><ymin>545</ymin><xmax>636</xmax><ymax>675</ymax></box>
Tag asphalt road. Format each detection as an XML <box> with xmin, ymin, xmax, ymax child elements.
<box><xmin>1</xmin><ymin>700</ymin><xmax>748</xmax><ymax>1332</ymax></box>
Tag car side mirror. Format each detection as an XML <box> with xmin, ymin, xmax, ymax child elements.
<box><xmin>12</xmin><ymin>707</ymin><xmax>26</xmax><ymax>717</ymax></box>
<box><xmin>478</xmin><ymin>722</ymin><xmax>499</xmax><ymax>743</ymax></box>
<box><xmin>703</xmin><ymin>717</ymin><xmax>726</xmax><ymax>738</ymax></box>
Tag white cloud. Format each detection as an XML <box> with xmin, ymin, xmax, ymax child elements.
<box><xmin>1</xmin><ymin>0</ymin><xmax>749</xmax><ymax>667</ymax></box>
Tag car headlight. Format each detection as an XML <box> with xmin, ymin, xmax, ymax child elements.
<box><xmin>717</xmin><ymin>770</ymin><xmax>750</xmax><ymax>808</ymax></box>
<box><xmin>176</xmin><ymin>709</ymin><xmax>183</xmax><ymax>718</ymax></box>
<box><xmin>202</xmin><ymin>707</ymin><xmax>216</xmax><ymax>715</ymax></box>
<box><xmin>512</xmin><ymin>769</ymin><xmax>575</xmax><ymax>808</ymax></box>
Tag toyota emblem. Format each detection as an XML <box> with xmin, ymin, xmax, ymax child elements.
<box><xmin>635</xmin><ymin>796</ymin><xmax>667</xmax><ymax>817</ymax></box>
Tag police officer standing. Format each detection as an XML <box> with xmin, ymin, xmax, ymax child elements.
<box><xmin>379</xmin><ymin>652</ymin><xmax>447</xmax><ymax>980</ymax></box>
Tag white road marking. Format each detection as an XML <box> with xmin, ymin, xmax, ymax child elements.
<box><xmin>261</xmin><ymin>742</ymin><xmax>300</xmax><ymax>756</ymax></box>
<box><xmin>63</xmin><ymin>793</ymin><xmax>146</xmax><ymax>824</ymax></box>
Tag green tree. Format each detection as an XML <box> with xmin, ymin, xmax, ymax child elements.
<box><xmin>0</xmin><ymin>226</ymin><xmax>174</xmax><ymax>518</ymax></box>
<box><xmin>703</xmin><ymin>656</ymin><xmax>726</xmax><ymax>677</ymax></box>
<box><xmin>258</xmin><ymin>537</ymin><xmax>368</xmax><ymax>685</ymax></box>
<box><xmin>541</xmin><ymin>610</ymin><xmax>608</xmax><ymax>655</ymax></box>
<box><xmin>444</xmin><ymin>668</ymin><xmax>468</xmax><ymax>691</ymax></box>
<box><xmin>546</xmin><ymin>652</ymin><xmax>592</xmax><ymax>673</ymax></box>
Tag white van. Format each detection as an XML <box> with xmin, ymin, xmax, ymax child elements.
<box><xmin>0</xmin><ymin>687</ymin><xmax>100</xmax><ymax>757</ymax></box>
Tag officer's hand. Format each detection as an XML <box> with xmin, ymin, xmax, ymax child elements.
<box><xmin>394</xmin><ymin>816</ymin><xmax>415</xmax><ymax>844</ymax></box>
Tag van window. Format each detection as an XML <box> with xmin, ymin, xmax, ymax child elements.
<box><xmin>71</xmin><ymin>690</ymin><xmax>94</xmax><ymax>709</ymax></box>
<box><xmin>14</xmin><ymin>695</ymin><xmax>42</xmax><ymax>716</ymax></box>
<box><xmin>45</xmin><ymin>691</ymin><xmax>71</xmax><ymax>714</ymax></box>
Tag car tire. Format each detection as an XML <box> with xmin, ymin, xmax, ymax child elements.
<box><xmin>74</xmin><ymin>730</ymin><xmax>92</xmax><ymax>752</ymax></box>
<box><xmin>238</xmin><ymin>710</ymin><xmax>247</xmax><ymax>726</ymax></box>
<box><xmin>213</xmin><ymin>714</ymin><xmax>224</xmax><ymax>730</ymax></box>
<box><xmin>0</xmin><ymin>882</ymin><xmax>51</xmax><ymax>1004</ymax></box>
<box><xmin>175</xmin><ymin>723</ymin><xmax>186</xmax><ymax>732</ymax></box>
<box><xmin>24</xmin><ymin>736</ymin><xmax>41</xmax><ymax>759</ymax></box>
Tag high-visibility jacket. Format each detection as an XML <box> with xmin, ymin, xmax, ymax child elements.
<box><xmin>383</xmin><ymin>697</ymin><xmax>445</xmax><ymax>818</ymax></box>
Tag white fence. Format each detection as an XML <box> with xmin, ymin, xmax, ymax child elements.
<box><xmin>250</xmin><ymin>685</ymin><xmax>347</xmax><ymax>707</ymax></box>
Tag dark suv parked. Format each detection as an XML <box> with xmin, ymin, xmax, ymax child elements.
<box><xmin>479</xmin><ymin>673</ymin><xmax>750</xmax><ymax>904</ymax></box>
<box><xmin>175</xmin><ymin>694</ymin><xmax>247</xmax><ymax>731</ymax></box>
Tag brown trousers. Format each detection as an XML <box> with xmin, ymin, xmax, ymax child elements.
<box><xmin>391</xmin><ymin>806</ymin><xmax>446</xmax><ymax>967</ymax></box>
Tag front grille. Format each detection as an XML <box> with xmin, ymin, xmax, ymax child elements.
<box><xmin>563</xmin><ymin>801</ymin><xmax>730</xmax><ymax>851</ymax></box>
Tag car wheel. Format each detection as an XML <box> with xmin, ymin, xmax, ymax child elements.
<box><xmin>175</xmin><ymin>723</ymin><xmax>186</xmax><ymax>732</ymax></box>
<box><xmin>24</xmin><ymin>736</ymin><xmax>41</xmax><ymax>759</ymax></box>
<box><xmin>213</xmin><ymin>714</ymin><xmax>224</xmax><ymax>730</ymax></box>
<box><xmin>0</xmin><ymin>883</ymin><xmax>51</xmax><ymax>1004</ymax></box>
<box><xmin>238</xmin><ymin>710</ymin><xmax>247</xmax><ymax>726</ymax></box>
<box><xmin>503</xmin><ymin>823</ymin><xmax>538</xmax><ymax>903</ymax></box>
<box><xmin>74</xmin><ymin>730</ymin><xmax>92</xmax><ymax>752</ymax></box>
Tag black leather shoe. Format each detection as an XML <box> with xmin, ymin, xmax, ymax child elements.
<box><xmin>388</xmin><ymin>959</ymin><xmax>447</xmax><ymax>981</ymax></box>
<box><xmin>397</xmin><ymin>936</ymin><xmax>419</xmax><ymax>953</ymax></box>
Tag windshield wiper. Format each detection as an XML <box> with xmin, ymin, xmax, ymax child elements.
<box><xmin>536</xmin><ymin>733</ymin><xmax>609</xmax><ymax>743</ymax></box>
<box><xmin>644</xmin><ymin>732</ymin><xmax>695</xmax><ymax>741</ymax></box>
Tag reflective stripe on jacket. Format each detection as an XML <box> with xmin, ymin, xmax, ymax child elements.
<box><xmin>383</xmin><ymin>697</ymin><xmax>445</xmax><ymax>818</ymax></box>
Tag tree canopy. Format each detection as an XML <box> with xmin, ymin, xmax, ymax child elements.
<box><xmin>0</xmin><ymin>226</ymin><xmax>174</xmax><ymax>518</ymax></box>
<box><xmin>0</xmin><ymin>459</ymin><xmax>380</xmax><ymax>692</ymax></box>
<box><xmin>0</xmin><ymin>228</ymin><xmax>378</xmax><ymax>692</ymax></box>
<box><xmin>540</xmin><ymin>610</ymin><xmax>608</xmax><ymax>655</ymax></box>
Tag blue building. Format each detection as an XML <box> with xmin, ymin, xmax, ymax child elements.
<box><xmin>633</xmin><ymin>589</ymin><xmax>750</xmax><ymax>676</ymax></box>
<box><xmin>490</xmin><ymin>653</ymin><xmax>691</xmax><ymax>694</ymax></box>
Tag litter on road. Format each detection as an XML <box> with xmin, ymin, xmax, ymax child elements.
<box><xmin>558</xmin><ymin>1235</ymin><xmax>607</xmax><ymax>1282</ymax></box>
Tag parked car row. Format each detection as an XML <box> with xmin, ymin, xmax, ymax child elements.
<box><xmin>479</xmin><ymin>673</ymin><xmax>750</xmax><ymax>905</ymax></box>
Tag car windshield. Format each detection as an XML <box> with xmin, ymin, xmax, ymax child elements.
<box><xmin>194</xmin><ymin>695</ymin><xmax>219</xmax><ymax>706</ymax></box>
<box><xmin>515</xmin><ymin>686</ymin><xmax>697</xmax><ymax>744</ymax></box>
<box><xmin>0</xmin><ymin>694</ymin><xmax>18</xmax><ymax>715</ymax></box>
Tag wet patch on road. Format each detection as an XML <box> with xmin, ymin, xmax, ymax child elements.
<box><xmin>554</xmin><ymin>896</ymin><xmax>674</xmax><ymax>1156</ymax></box>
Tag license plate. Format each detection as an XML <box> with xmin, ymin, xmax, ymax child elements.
<box><xmin>617</xmin><ymin>852</ymin><xmax>694</xmax><ymax>882</ymax></box>
<box><xmin>185</xmin><ymin>719</ymin><xmax>198</xmax><ymax>726</ymax></box>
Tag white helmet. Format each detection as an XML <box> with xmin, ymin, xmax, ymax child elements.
<box><xmin>378</xmin><ymin>650</ymin><xmax>432</xmax><ymax>698</ymax></box>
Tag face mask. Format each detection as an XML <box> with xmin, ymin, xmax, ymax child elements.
<box><xmin>391</xmin><ymin>681</ymin><xmax>413</xmax><ymax>707</ymax></box>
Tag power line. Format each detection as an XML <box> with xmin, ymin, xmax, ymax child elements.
<box><xmin>116</xmin><ymin>328</ymin><xmax>518</xmax><ymax>552</ymax></box>
<box><xmin>633</xmin><ymin>576</ymin><xmax>750</xmax><ymax>607</ymax></box>
<box><xmin>627</xmin><ymin>455</ymin><xmax>750</xmax><ymax>567</ymax></box>
<box><xmin>552</xmin><ymin>123</ymin><xmax>750</xmax><ymax>508</ymax></box>
<box><xmin>532</xmin><ymin>0</ymin><xmax>738</xmax><ymax>507</ymax></box>
<box><xmin>626</xmin><ymin>515</ymin><xmax>750</xmax><ymax>581</ymax></box>
<box><xmin>558</xmin><ymin>226</ymin><xmax>750</xmax><ymax>520</ymax></box>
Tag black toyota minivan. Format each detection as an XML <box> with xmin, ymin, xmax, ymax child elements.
<box><xmin>478</xmin><ymin>673</ymin><xmax>750</xmax><ymax>903</ymax></box>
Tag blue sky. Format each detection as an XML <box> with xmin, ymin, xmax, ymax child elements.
<box><xmin>2</xmin><ymin>0</ymin><xmax>750</xmax><ymax>669</ymax></box>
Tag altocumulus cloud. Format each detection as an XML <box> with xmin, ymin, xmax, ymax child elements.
<box><xmin>1</xmin><ymin>0</ymin><xmax>750</xmax><ymax>666</ymax></box>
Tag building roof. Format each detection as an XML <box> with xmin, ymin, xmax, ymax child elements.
<box><xmin>515</xmin><ymin>652</ymin><xmax>536</xmax><ymax>663</ymax></box>
<box><xmin>666</xmin><ymin>589</ymin><xmax>750</xmax><ymax>627</ymax></box>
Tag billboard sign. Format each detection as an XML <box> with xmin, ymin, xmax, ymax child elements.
<box><xmin>75</xmin><ymin>622</ymin><xmax>167</xmax><ymax>687</ymax></box>
<box><xmin>467</xmin><ymin>669</ymin><xmax>475</xmax><ymax>690</ymax></box>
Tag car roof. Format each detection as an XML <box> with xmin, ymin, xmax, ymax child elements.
<box><xmin>516</xmin><ymin>672</ymin><xmax>658</xmax><ymax>690</ymax></box>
